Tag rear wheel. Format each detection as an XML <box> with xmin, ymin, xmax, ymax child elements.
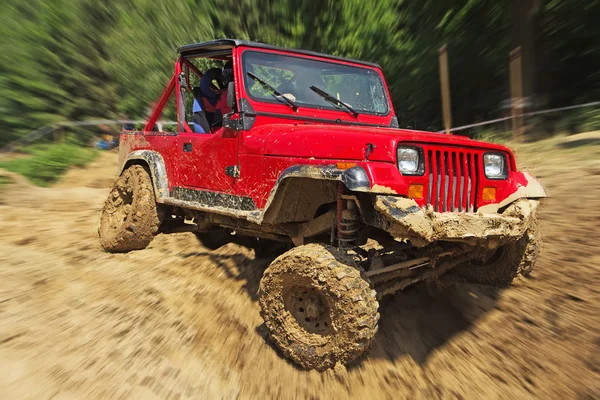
<box><xmin>99</xmin><ymin>165</ymin><xmax>161</xmax><ymax>252</ymax></box>
<box><xmin>259</xmin><ymin>244</ymin><xmax>379</xmax><ymax>370</ymax></box>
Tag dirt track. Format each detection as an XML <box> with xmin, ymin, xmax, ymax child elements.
<box><xmin>0</xmin><ymin>136</ymin><xmax>599</xmax><ymax>399</ymax></box>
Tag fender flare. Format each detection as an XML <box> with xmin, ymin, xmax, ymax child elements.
<box><xmin>274</xmin><ymin>164</ymin><xmax>370</xmax><ymax>190</ymax></box>
<box><xmin>478</xmin><ymin>172</ymin><xmax>547</xmax><ymax>213</ymax></box>
<box><xmin>253</xmin><ymin>164</ymin><xmax>371</xmax><ymax>224</ymax></box>
<box><xmin>120</xmin><ymin>150</ymin><xmax>170</xmax><ymax>201</ymax></box>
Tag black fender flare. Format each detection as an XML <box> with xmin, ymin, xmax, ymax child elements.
<box><xmin>120</xmin><ymin>150</ymin><xmax>169</xmax><ymax>201</ymax></box>
<box><xmin>273</xmin><ymin>164</ymin><xmax>370</xmax><ymax>191</ymax></box>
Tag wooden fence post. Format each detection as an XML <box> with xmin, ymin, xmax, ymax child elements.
<box><xmin>510</xmin><ymin>47</ymin><xmax>524</xmax><ymax>141</ymax></box>
<box><xmin>439</xmin><ymin>45</ymin><xmax>452</xmax><ymax>134</ymax></box>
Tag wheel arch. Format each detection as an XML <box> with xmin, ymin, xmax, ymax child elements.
<box><xmin>260</xmin><ymin>164</ymin><xmax>371</xmax><ymax>224</ymax></box>
<box><xmin>120</xmin><ymin>150</ymin><xmax>169</xmax><ymax>201</ymax></box>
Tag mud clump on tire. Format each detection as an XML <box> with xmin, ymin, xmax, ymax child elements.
<box><xmin>99</xmin><ymin>165</ymin><xmax>161</xmax><ymax>252</ymax></box>
<box><xmin>259</xmin><ymin>244</ymin><xmax>379</xmax><ymax>371</ymax></box>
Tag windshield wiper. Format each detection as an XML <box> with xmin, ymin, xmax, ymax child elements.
<box><xmin>247</xmin><ymin>72</ymin><xmax>298</xmax><ymax>111</ymax></box>
<box><xmin>309</xmin><ymin>85</ymin><xmax>359</xmax><ymax>117</ymax></box>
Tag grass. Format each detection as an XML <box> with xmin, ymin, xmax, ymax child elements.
<box><xmin>0</xmin><ymin>143</ymin><xmax>98</xmax><ymax>187</ymax></box>
<box><xmin>0</xmin><ymin>176</ymin><xmax>11</xmax><ymax>189</ymax></box>
<box><xmin>472</xmin><ymin>129</ymin><xmax>513</xmax><ymax>144</ymax></box>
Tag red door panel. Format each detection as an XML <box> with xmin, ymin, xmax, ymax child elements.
<box><xmin>177</xmin><ymin>127</ymin><xmax>239</xmax><ymax>191</ymax></box>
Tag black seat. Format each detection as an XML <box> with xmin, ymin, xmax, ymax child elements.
<box><xmin>191</xmin><ymin>86</ymin><xmax>211</xmax><ymax>133</ymax></box>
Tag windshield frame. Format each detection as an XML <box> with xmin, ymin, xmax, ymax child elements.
<box><xmin>241</xmin><ymin>50</ymin><xmax>391</xmax><ymax>117</ymax></box>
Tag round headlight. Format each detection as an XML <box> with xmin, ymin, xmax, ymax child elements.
<box><xmin>483</xmin><ymin>153</ymin><xmax>507</xmax><ymax>179</ymax></box>
<box><xmin>397</xmin><ymin>147</ymin><xmax>422</xmax><ymax>175</ymax></box>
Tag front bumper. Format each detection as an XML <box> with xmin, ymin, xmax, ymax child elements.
<box><xmin>372</xmin><ymin>195</ymin><xmax>539</xmax><ymax>247</ymax></box>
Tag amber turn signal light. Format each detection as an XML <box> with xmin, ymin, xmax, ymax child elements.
<box><xmin>408</xmin><ymin>184</ymin><xmax>424</xmax><ymax>199</ymax></box>
<box><xmin>482</xmin><ymin>187</ymin><xmax>497</xmax><ymax>202</ymax></box>
<box><xmin>336</xmin><ymin>162</ymin><xmax>357</xmax><ymax>170</ymax></box>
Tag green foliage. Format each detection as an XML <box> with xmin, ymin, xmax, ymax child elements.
<box><xmin>0</xmin><ymin>0</ymin><xmax>598</xmax><ymax>145</ymax></box>
<box><xmin>579</xmin><ymin>108</ymin><xmax>600</xmax><ymax>133</ymax></box>
<box><xmin>472</xmin><ymin>129</ymin><xmax>512</xmax><ymax>144</ymax></box>
<box><xmin>551</xmin><ymin>107</ymin><xmax>600</xmax><ymax>135</ymax></box>
<box><xmin>540</xmin><ymin>0</ymin><xmax>600</xmax><ymax>108</ymax></box>
<box><xmin>0</xmin><ymin>0</ymin><xmax>117</xmax><ymax>144</ymax></box>
<box><xmin>0</xmin><ymin>176</ymin><xmax>11</xmax><ymax>189</ymax></box>
<box><xmin>106</xmin><ymin>0</ymin><xmax>217</xmax><ymax>120</ymax></box>
<box><xmin>0</xmin><ymin>144</ymin><xmax>98</xmax><ymax>186</ymax></box>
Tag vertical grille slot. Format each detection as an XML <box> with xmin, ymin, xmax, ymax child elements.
<box><xmin>451</xmin><ymin>152</ymin><xmax>459</xmax><ymax>212</ymax></box>
<box><xmin>438</xmin><ymin>151</ymin><xmax>445</xmax><ymax>212</ymax></box>
<box><xmin>471</xmin><ymin>153</ymin><xmax>479</xmax><ymax>211</ymax></box>
<box><xmin>466</xmin><ymin>153</ymin><xmax>472</xmax><ymax>212</ymax></box>
<box><xmin>427</xmin><ymin>150</ymin><xmax>433</xmax><ymax>206</ymax></box>
<box><xmin>447</xmin><ymin>152</ymin><xmax>455</xmax><ymax>212</ymax></box>
<box><xmin>433</xmin><ymin>151</ymin><xmax>440</xmax><ymax>211</ymax></box>
<box><xmin>459</xmin><ymin>152</ymin><xmax>465</xmax><ymax>212</ymax></box>
<box><xmin>423</xmin><ymin>148</ymin><xmax>479</xmax><ymax>213</ymax></box>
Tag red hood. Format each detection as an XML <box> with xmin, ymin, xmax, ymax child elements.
<box><xmin>247</xmin><ymin>124</ymin><xmax>512</xmax><ymax>162</ymax></box>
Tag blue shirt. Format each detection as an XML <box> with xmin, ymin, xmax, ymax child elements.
<box><xmin>192</xmin><ymin>98</ymin><xmax>206</xmax><ymax>133</ymax></box>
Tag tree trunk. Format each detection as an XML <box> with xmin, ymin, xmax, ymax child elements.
<box><xmin>511</xmin><ymin>0</ymin><xmax>541</xmax><ymax>106</ymax></box>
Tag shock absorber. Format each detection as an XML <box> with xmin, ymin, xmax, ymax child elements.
<box><xmin>337</xmin><ymin>182</ymin><xmax>358</xmax><ymax>250</ymax></box>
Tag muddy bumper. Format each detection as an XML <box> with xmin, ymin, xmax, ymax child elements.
<box><xmin>372</xmin><ymin>196</ymin><xmax>539</xmax><ymax>247</ymax></box>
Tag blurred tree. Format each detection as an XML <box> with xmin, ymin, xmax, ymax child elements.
<box><xmin>0</xmin><ymin>0</ymin><xmax>118</xmax><ymax>143</ymax></box>
<box><xmin>211</xmin><ymin>0</ymin><xmax>512</xmax><ymax>130</ymax></box>
<box><xmin>539</xmin><ymin>0</ymin><xmax>600</xmax><ymax>108</ymax></box>
<box><xmin>0</xmin><ymin>0</ymin><xmax>598</xmax><ymax>144</ymax></box>
<box><xmin>106</xmin><ymin>0</ymin><xmax>217</xmax><ymax>119</ymax></box>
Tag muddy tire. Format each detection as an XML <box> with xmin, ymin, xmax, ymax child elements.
<box><xmin>259</xmin><ymin>244</ymin><xmax>379</xmax><ymax>370</ymax></box>
<box><xmin>99</xmin><ymin>165</ymin><xmax>161</xmax><ymax>252</ymax></box>
<box><xmin>455</xmin><ymin>219</ymin><xmax>541</xmax><ymax>285</ymax></box>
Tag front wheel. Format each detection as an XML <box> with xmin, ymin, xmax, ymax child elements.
<box><xmin>259</xmin><ymin>244</ymin><xmax>379</xmax><ymax>370</ymax></box>
<box><xmin>455</xmin><ymin>218</ymin><xmax>541</xmax><ymax>285</ymax></box>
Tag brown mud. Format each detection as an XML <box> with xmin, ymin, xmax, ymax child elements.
<box><xmin>1</xmin><ymin>136</ymin><xmax>599</xmax><ymax>399</ymax></box>
<box><xmin>259</xmin><ymin>244</ymin><xmax>379</xmax><ymax>371</ymax></box>
<box><xmin>99</xmin><ymin>164</ymin><xmax>161</xmax><ymax>252</ymax></box>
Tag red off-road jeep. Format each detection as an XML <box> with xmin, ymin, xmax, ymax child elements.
<box><xmin>99</xmin><ymin>39</ymin><xmax>546</xmax><ymax>370</ymax></box>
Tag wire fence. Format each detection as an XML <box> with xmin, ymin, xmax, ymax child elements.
<box><xmin>1</xmin><ymin>99</ymin><xmax>599</xmax><ymax>154</ymax></box>
<box><xmin>0</xmin><ymin>120</ymin><xmax>177</xmax><ymax>153</ymax></box>
<box><xmin>438</xmin><ymin>101</ymin><xmax>600</xmax><ymax>133</ymax></box>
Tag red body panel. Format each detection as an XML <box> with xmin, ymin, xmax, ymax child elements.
<box><xmin>177</xmin><ymin>129</ymin><xmax>238</xmax><ymax>191</ymax></box>
<box><xmin>120</xmin><ymin>132</ymin><xmax>179</xmax><ymax>187</ymax></box>
<box><xmin>122</xmin><ymin>44</ymin><xmax>528</xmax><ymax>214</ymax></box>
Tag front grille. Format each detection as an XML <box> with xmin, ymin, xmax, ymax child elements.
<box><xmin>426</xmin><ymin>149</ymin><xmax>479</xmax><ymax>212</ymax></box>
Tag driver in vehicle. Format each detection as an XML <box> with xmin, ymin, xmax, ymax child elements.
<box><xmin>192</xmin><ymin>61</ymin><xmax>233</xmax><ymax>133</ymax></box>
<box><xmin>214</xmin><ymin>61</ymin><xmax>233</xmax><ymax>117</ymax></box>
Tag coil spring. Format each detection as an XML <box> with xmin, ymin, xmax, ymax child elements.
<box><xmin>338</xmin><ymin>200</ymin><xmax>358</xmax><ymax>250</ymax></box>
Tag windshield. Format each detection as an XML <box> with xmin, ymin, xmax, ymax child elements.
<box><xmin>242</xmin><ymin>51</ymin><xmax>389</xmax><ymax>115</ymax></box>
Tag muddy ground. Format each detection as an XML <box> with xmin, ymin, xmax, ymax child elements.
<box><xmin>0</xmin><ymin>135</ymin><xmax>599</xmax><ymax>399</ymax></box>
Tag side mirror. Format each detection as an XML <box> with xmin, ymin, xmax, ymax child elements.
<box><xmin>227</xmin><ymin>82</ymin><xmax>236</xmax><ymax>109</ymax></box>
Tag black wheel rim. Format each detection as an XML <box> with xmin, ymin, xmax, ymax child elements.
<box><xmin>283</xmin><ymin>284</ymin><xmax>333</xmax><ymax>336</ymax></box>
